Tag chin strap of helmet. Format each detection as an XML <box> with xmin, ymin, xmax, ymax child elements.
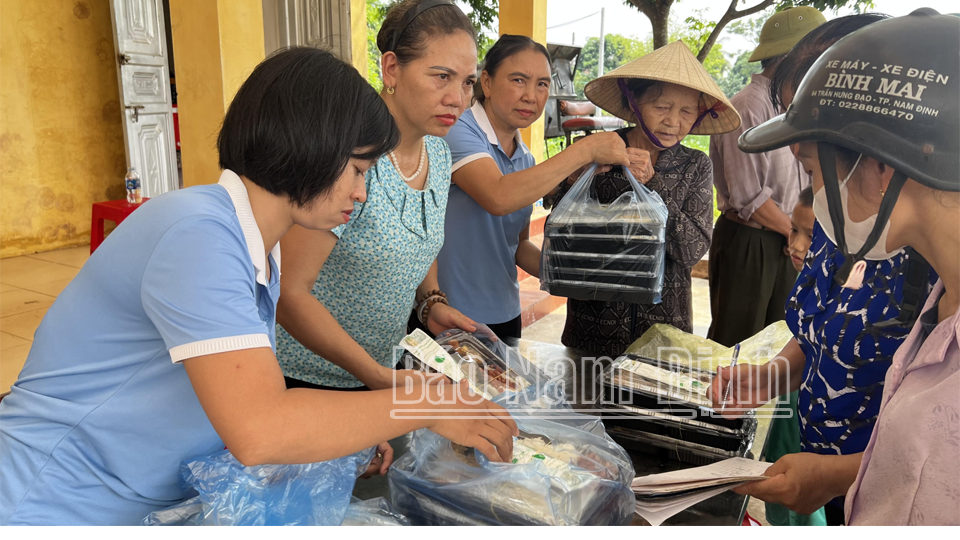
<box><xmin>817</xmin><ymin>142</ymin><xmax>908</xmax><ymax>287</ymax></box>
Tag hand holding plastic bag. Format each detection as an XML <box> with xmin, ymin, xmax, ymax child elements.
<box><xmin>541</xmin><ymin>163</ymin><xmax>668</xmax><ymax>304</ymax></box>
<box><xmin>388</xmin><ymin>412</ymin><xmax>636</xmax><ymax>526</ymax></box>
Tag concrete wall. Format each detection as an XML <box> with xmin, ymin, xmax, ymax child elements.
<box><xmin>170</xmin><ymin>0</ymin><xmax>265</xmax><ymax>188</ymax></box>
<box><xmin>1</xmin><ymin>0</ymin><xmax>127</xmax><ymax>257</ymax></box>
<box><xmin>499</xmin><ymin>0</ymin><xmax>547</xmax><ymax>163</ymax></box>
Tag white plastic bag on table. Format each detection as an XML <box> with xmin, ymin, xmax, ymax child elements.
<box><xmin>142</xmin><ymin>447</ymin><xmax>375</xmax><ymax>526</ymax></box>
<box><xmin>387</xmin><ymin>411</ymin><xmax>636</xmax><ymax>526</ymax></box>
<box><xmin>541</xmin><ymin>163</ymin><xmax>668</xmax><ymax>304</ymax></box>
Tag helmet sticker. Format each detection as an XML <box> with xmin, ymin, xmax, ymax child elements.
<box><xmin>810</xmin><ymin>58</ymin><xmax>950</xmax><ymax>122</ymax></box>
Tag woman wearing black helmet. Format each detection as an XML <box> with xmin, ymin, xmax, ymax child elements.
<box><xmin>732</xmin><ymin>9</ymin><xmax>959</xmax><ymax>525</ymax></box>
<box><xmin>717</xmin><ymin>12</ymin><xmax>943</xmax><ymax>527</ymax></box>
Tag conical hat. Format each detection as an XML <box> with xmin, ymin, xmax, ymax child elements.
<box><xmin>585</xmin><ymin>41</ymin><xmax>741</xmax><ymax>135</ymax></box>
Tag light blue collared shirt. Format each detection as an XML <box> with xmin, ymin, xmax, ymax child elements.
<box><xmin>0</xmin><ymin>171</ymin><xmax>281</xmax><ymax>525</ymax></box>
<box><xmin>439</xmin><ymin>102</ymin><xmax>538</xmax><ymax>324</ymax></box>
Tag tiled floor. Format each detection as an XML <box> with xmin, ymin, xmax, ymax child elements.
<box><xmin>0</xmin><ymin>246</ymin><xmax>89</xmax><ymax>392</ymax></box>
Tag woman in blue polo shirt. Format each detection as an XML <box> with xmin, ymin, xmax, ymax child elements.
<box><xmin>0</xmin><ymin>48</ymin><xmax>516</xmax><ymax>526</ymax></box>
<box><xmin>438</xmin><ymin>35</ymin><xmax>642</xmax><ymax>339</ymax></box>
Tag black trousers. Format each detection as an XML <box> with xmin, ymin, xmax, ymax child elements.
<box><xmin>407</xmin><ymin>310</ymin><xmax>522</xmax><ymax>342</ymax></box>
<box><xmin>707</xmin><ymin>215</ymin><xmax>798</xmax><ymax>346</ymax></box>
<box><xmin>485</xmin><ymin>315</ymin><xmax>523</xmax><ymax>341</ymax></box>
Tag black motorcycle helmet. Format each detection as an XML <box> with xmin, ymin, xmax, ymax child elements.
<box><xmin>739</xmin><ymin>8</ymin><xmax>959</xmax><ymax>284</ymax></box>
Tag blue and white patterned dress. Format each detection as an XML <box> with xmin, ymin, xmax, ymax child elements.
<box><xmin>787</xmin><ymin>222</ymin><xmax>937</xmax><ymax>458</ymax></box>
<box><xmin>276</xmin><ymin>136</ymin><xmax>451</xmax><ymax>388</ymax></box>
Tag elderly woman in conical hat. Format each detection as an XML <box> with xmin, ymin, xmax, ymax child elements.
<box><xmin>558</xmin><ymin>40</ymin><xmax>741</xmax><ymax>358</ymax></box>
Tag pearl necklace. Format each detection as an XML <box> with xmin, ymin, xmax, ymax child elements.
<box><xmin>389</xmin><ymin>139</ymin><xmax>426</xmax><ymax>183</ymax></box>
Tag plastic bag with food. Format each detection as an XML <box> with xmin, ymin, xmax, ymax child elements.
<box><xmin>402</xmin><ymin>326</ymin><xmax>570</xmax><ymax>410</ymax></box>
<box><xmin>625</xmin><ymin>321</ymin><xmax>795</xmax><ymax>372</ymax></box>
<box><xmin>541</xmin><ymin>164</ymin><xmax>668</xmax><ymax>304</ymax></box>
<box><xmin>387</xmin><ymin>412</ymin><xmax>635</xmax><ymax>526</ymax></box>
<box><xmin>340</xmin><ymin>497</ymin><xmax>410</xmax><ymax>526</ymax></box>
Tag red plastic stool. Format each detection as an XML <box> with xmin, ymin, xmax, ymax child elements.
<box><xmin>90</xmin><ymin>199</ymin><xmax>149</xmax><ymax>254</ymax></box>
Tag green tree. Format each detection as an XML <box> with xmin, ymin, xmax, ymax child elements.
<box><xmin>365</xmin><ymin>0</ymin><xmax>499</xmax><ymax>89</ymax></box>
<box><xmin>573</xmin><ymin>34</ymin><xmax>652</xmax><ymax>98</ymax></box>
<box><xmin>714</xmin><ymin>9</ymin><xmax>769</xmax><ymax>97</ymax></box>
<box><xmin>623</xmin><ymin>0</ymin><xmax>874</xmax><ymax>59</ymax></box>
<box><xmin>718</xmin><ymin>50</ymin><xmax>761</xmax><ymax>98</ymax></box>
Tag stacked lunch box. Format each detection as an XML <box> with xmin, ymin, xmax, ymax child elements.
<box><xmin>540</xmin><ymin>165</ymin><xmax>669</xmax><ymax>305</ymax></box>
<box><xmin>596</xmin><ymin>354</ymin><xmax>758</xmax><ymax>466</ymax></box>
<box><xmin>541</xmin><ymin>210</ymin><xmax>666</xmax><ymax>304</ymax></box>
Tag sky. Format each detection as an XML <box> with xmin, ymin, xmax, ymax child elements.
<box><xmin>543</xmin><ymin>0</ymin><xmax>959</xmax><ymax>59</ymax></box>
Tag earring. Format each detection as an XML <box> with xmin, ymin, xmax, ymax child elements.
<box><xmin>386</xmin><ymin>86</ymin><xmax>395</xmax><ymax>94</ymax></box>
<box><xmin>879</xmin><ymin>187</ymin><xmax>886</xmax><ymax>197</ymax></box>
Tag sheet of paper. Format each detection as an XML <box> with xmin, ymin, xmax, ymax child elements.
<box><xmin>634</xmin><ymin>485</ymin><xmax>731</xmax><ymax>526</ymax></box>
<box><xmin>633</xmin><ymin>475</ymin><xmax>768</xmax><ymax>496</ymax></box>
<box><xmin>631</xmin><ymin>457</ymin><xmax>771</xmax><ymax>488</ymax></box>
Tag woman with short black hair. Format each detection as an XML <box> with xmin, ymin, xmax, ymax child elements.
<box><xmin>0</xmin><ymin>47</ymin><xmax>517</xmax><ymax>526</ymax></box>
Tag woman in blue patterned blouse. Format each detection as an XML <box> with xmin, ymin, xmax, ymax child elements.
<box><xmin>275</xmin><ymin>0</ymin><xmax>481</xmax><ymax>392</ymax></box>
<box><xmin>709</xmin><ymin>14</ymin><xmax>936</xmax><ymax>526</ymax></box>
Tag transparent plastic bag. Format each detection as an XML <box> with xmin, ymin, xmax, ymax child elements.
<box><xmin>142</xmin><ymin>447</ymin><xmax>375</xmax><ymax>526</ymax></box>
<box><xmin>403</xmin><ymin>325</ymin><xmax>570</xmax><ymax>410</ymax></box>
<box><xmin>341</xmin><ymin>497</ymin><xmax>410</xmax><ymax>526</ymax></box>
<box><xmin>625</xmin><ymin>321</ymin><xmax>794</xmax><ymax>372</ymax></box>
<box><xmin>141</xmin><ymin>497</ymin><xmax>203</xmax><ymax>526</ymax></box>
<box><xmin>387</xmin><ymin>412</ymin><xmax>636</xmax><ymax>526</ymax></box>
<box><xmin>541</xmin><ymin>164</ymin><xmax>668</xmax><ymax>304</ymax></box>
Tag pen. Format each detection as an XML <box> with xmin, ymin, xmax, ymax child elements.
<box><xmin>720</xmin><ymin>343</ymin><xmax>741</xmax><ymax>412</ymax></box>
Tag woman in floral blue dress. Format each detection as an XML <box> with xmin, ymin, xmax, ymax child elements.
<box><xmin>275</xmin><ymin>0</ymin><xmax>481</xmax><ymax>393</ymax></box>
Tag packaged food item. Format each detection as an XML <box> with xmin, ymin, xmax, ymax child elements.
<box><xmin>598</xmin><ymin>355</ymin><xmax>757</xmax><ymax>466</ymax></box>
<box><xmin>625</xmin><ymin>321</ymin><xmax>794</xmax><ymax>372</ymax></box>
<box><xmin>541</xmin><ymin>164</ymin><xmax>669</xmax><ymax>304</ymax></box>
<box><xmin>388</xmin><ymin>413</ymin><xmax>636</xmax><ymax>526</ymax></box>
<box><xmin>400</xmin><ymin>329</ymin><xmax>464</xmax><ymax>383</ymax></box>
<box><xmin>400</xmin><ymin>328</ymin><xmax>548</xmax><ymax>403</ymax></box>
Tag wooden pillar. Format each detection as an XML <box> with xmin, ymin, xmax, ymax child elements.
<box><xmin>169</xmin><ymin>0</ymin><xmax>265</xmax><ymax>187</ymax></box>
<box><xmin>499</xmin><ymin>0</ymin><xmax>547</xmax><ymax>162</ymax></box>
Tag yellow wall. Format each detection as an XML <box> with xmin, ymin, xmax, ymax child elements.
<box><xmin>170</xmin><ymin>0</ymin><xmax>264</xmax><ymax>187</ymax></box>
<box><xmin>499</xmin><ymin>0</ymin><xmax>547</xmax><ymax>162</ymax></box>
<box><xmin>350</xmin><ymin>0</ymin><xmax>367</xmax><ymax>76</ymax></box>
<box><xmin>1</xmin><ymin>0</ymin><xmax>127</xmax><ymax>257</ymax></box>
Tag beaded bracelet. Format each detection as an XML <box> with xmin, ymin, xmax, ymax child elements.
<box><xmin>416</xmin><ymin>288</ymin><xmax>447</xmax><ymax>306</ymax></box>
<box><xmin>418</xmin><ymin>294</ymin><xmax>449</xmax><ymax>325</ymax></box>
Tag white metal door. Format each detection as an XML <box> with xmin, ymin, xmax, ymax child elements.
<box><xmin>109</xmin><ymin>0</ymin><xmax>178</xmax><ymax>197</ymax></box>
